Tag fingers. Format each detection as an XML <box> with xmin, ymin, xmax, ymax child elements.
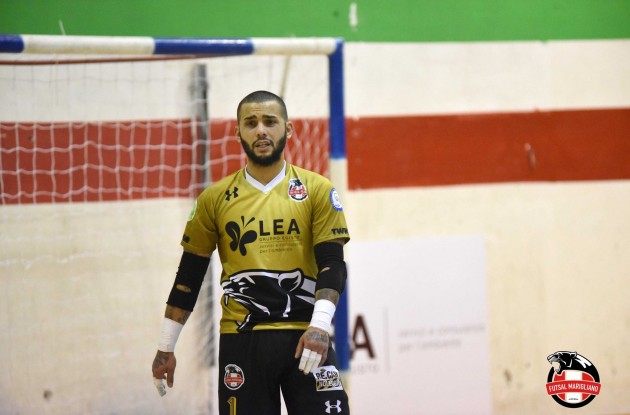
<box><xmin>298</xmin><ymin>348</ymin><xmax>322</xmax><ymax>374</ymax></box>
<box><xmin>167</xmin><ymin>366</ymin><xmax>175</xmax><ymax>387</ymax></box>
<box><xmin>152</xmin><ymin>350</ymin><xmax>176</xmax><ymax>395</ymax></box>
<box><xmin>294</xmin><ymin>337</ymin><xmax>304</xmax><ymax>359</ymax></box>
<box><xmin>153</xmin><ymin>377</ymin><xmax>167</xmax><ymax>397</ymax></box>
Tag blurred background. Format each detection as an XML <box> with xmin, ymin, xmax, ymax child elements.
<box><xmin>1</xmin><ymin>1</ymin><xmax>629</xmax><ymax>414</ymax></box>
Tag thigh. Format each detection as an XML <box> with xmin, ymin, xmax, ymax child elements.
<box><xmin>218</xmin><ymin>333</ymin><xmax>282</xmax><ymax>415</ymax></box>
<box><xmin>282</xmin><ymin>343</ymin><xmax>350</xmax><ymax>415</ymax></box>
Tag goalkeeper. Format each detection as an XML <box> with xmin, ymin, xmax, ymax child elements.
<box><xmin>151</xmin><ymin>90</ymin><xmax>351</xmax><ymax>414</ymax></box>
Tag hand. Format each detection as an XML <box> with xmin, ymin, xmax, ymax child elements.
<box><xmin>152</xmin><ymin>350</ymin><xmax>176</xmax><ymax>396</ymax></box>
<box><xmin>294</xmin><ymin>327</ymin><xmax>329</xmax><ymax>375</ymax></box>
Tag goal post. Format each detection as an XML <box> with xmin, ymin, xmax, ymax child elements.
<box><xmin>0</xmin><ymin>34</ymin><xmax>349</xmax><ymax>414</ymax></box>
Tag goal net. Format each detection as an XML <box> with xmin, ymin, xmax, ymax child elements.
<box><xmin>0</xmin><ymin>35</ymin><xmax>347</xmax><ymax>415</ymax></box>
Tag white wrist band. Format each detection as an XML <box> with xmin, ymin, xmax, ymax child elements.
<box><xmin>158</xmin><ymin>318</ymin><xmax>184</xmax><ymax>352</ymax></box>
<box><xmin>309</xmin><ymin>299</ymin><xmax>336</xmax><ymax>334</ymax></box>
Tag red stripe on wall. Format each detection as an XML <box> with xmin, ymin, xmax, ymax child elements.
<box><xmin>346</xmin><ymin>108</ymin><xmax>630</xmax><ymax>189</ymax></box>
<box><xmin>0</xmin><ymin>121</ymin><xmax>196</xmax><ymax>204</ymax></box>
<box><xmin>2</xmin><ymin>108</ymin><xmax>628</xmax><ymax>204</ymax></box>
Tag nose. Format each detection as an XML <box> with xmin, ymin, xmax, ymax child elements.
<box><xmin>255</xmin><ymin>122</ymin><xmax>268</xmax><ymax>138</ymax></box>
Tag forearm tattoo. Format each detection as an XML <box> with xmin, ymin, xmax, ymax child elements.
<box><xmin>165</xmin><ymin>305</ymin><xmax>191</xmax><ymax>324</ymax></box>
<box><xmin>315</xmin><ymin>288</ymin><xmax>339</xmax><ymax>305</ymax></box>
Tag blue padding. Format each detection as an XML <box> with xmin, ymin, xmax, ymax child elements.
<box><xmin>0</xmin><ymin>35</ymin><xmax>25</xmax><ymax>53</ymax></box>
<box><xmin>334</xmin><ymin>288</ymin><xmax>350</xmax><ymax>372</ymax></box>
<box><xmin>153</xmin><ymin>37</ymin><xmax>254</xmax><ymax>56</ymax></box>
<box><xmin>328</xmin><ymin>39</ymin><xmax>347</xmax><ymax>159</ymax></box>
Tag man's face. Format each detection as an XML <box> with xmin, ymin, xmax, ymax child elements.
<box><xmin>236</xmin><ymin>100</ymin><xmax>293</xmax><ymax>167</ymax></box>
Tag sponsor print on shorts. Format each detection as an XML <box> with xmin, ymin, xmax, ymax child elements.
<box><xmin>224</xmin><ymin>364</ymin><xmax>245</xmax><ymax>390</ymax></box>
<box><xmin>313</xmin><ymin>365</ymin><xmax>344</xmax><ymax>392</ymax></box>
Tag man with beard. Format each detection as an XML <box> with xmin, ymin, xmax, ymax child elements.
<box><xmin>152</xmin><ymin>90</ymin><xmax>351</xmax><ymax>414</ymax></box>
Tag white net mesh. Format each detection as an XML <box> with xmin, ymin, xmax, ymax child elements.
<box><xmin>0</xmin><ymin>52</ymin><xmax>330</xmax><ymax>414</ymax></box>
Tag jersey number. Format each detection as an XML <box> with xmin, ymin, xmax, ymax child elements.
<box><xmin>228</xmin><ymin>396</ymin><xmax>237</xmax><ymax>415</ymax></box>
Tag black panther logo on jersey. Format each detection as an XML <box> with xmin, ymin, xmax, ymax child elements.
<box><xmin>221</xmin><ymin>268</ymin><xmax>316</xmax><ymax>332</ymax></box>
<box><xmin>226</xmin><ymin>216</ymin><xmax>257</xmax><ymax>256</ymax></box>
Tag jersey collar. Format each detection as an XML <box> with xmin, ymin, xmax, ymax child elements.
<box><xmin>244</xmin><ymin>161</ymin><xmax>287</xmax><ymax>194</ymax></box>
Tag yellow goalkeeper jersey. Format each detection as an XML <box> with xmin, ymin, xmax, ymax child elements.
<box><xmin>181</xmin><ymin>163</ymin><xmax>350</xmax><ymax>334</ymax></box>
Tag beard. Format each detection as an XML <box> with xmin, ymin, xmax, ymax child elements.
<box><xmin>239</xmin><ymin>133</ymin><xmax>287</xmax><ymax>167</ymax></box>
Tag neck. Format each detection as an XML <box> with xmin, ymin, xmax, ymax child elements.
<box><xmin>245</xmin><ymin>159</ymin><xmax>285</xmax><ymax>185</ymax></box>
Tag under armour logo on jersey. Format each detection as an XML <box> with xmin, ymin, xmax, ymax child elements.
<box><xmin>225</xmin><ymin>186</ymin><xmax>239</xmax><ymax>201</ymax></box>
<box><xmin>325</xmin><ymin>400</ymin><xmax>342</xmax><ymax>413</ymax></box>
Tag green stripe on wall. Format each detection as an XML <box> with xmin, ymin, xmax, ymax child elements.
<box><xmin>1</xmin><ymin>0</ymin><xmax>629</xmax><ymax>41</ymax></box>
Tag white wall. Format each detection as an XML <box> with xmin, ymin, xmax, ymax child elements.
<box><xmin>346</xmin><ymin>181</ymin><xmax>630</xmax><ymax>414</ymax></box>
<box><xmin>2</xmin><ymin>182</ymin><xmax>628</xmax><ymax>414</ymax></box>
<box><xmin>0</xmin><ymin>199</ymin><xmax>214</xmax><ymax>414</ymax></box>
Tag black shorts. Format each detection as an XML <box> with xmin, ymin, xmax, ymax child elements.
<box><xmin>218</xmin><ymin>330</ymin><xmax>350</xmax><ymax>415</ymax></box>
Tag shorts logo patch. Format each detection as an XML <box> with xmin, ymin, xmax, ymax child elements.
<box><xmin>325</xmin><ymin>400</ymin><xmax>342</xmax><ymax>413</ymax></box>
<box><xmin>313</xmin><ymin>365</ymin><xmax>344</xmax><ymax>392</ymax></box>
<box><xmin>329</xmin><ymin>188</ymin><xmax>343</xmax><ymax>211</ymax></box>
<box><xmin>288</xmin><ymin>178</ymin><xmax>308</xmax><ymax>201</ymax></box>
<box><xmin>224</xmin><ymin>364</ymin><xmax>245</xmax><ymax>390</ymax></box>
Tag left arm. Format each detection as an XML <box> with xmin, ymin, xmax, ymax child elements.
<box><xmin>294</xmin><ymin>239</ymin><xmax>348</xmax><ymax>374</ymax></box>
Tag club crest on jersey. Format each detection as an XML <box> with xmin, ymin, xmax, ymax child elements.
<box><xmin>224</xmin><ymin>364</ymin><xmax>245</xmax><ymax>390</ymax></box>
<box><xmin>288</xmin><ymin>178</ymin><xmax>308</xmax><ymax>201</ymax></box>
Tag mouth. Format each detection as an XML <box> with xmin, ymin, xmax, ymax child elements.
<box><xmin>548</xmin><ymin>360</ymin><xmax>561</xmax><ymax>374</ymax></box>
<box><xmin>254</xmin><ymin>140</ymin><xmax>273</xmax><ymax>151</ymax></box>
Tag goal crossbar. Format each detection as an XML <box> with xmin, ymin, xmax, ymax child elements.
<box><xmin>0</xmin><ymin>34</ymin><xmax>347</xmax><ymax>160</ymax></box>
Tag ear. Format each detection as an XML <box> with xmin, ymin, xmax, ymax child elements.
<box><xmin>286</xmin><ymin>121</ymin><xmax>294</xmax><ymax>139</ymax></box>
<box><xmin>235</xmin><ymin>125</ymin><xmax>241</xmax><ymax>141</ymax></box>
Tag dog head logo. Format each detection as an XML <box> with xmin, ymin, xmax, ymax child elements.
<box><xmin>221</xmin><ymin>269</ymin><xmax>316</xmax><ymax>331</ymax></box>
<box><xmin>224</xmin><ymin>364</ymin><xmax>245</xmax><ymax>390</ymax></box>
<box><xmin>546</xmin><ymin>351</ymin><xmax>601</xmax><ymax>408</ymax></box>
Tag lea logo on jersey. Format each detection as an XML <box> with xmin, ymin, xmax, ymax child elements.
<box><xmin>226</xmin><ymin>216</ymin><xmax>302</xmax><ymax>256</ymax></box>
<box><xmin>288</xmin><ymin>178</ymin><xmax>308</xmax><ymax>201</ymax></box>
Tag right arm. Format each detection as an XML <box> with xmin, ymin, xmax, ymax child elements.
<box><xmin>151</xmin><ymin>251</ymin><xmax>210</xmax><ymax>395</ymax></box>
<box><xmin>151</xmin><ymin>305</ymin><xmax>192</xmax><ymax>391</ymax></box>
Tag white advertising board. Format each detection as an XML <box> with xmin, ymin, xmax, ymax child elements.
<box><xmin>347</xmin><ymin>236</ymin><xmax>491</xmax><ymax>414</ymax></box>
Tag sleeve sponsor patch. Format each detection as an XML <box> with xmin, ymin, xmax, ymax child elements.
<box><xmin>188</xmin><ymin>199</ymin><xmax>198</xmax><ymax>221</ymax></box>
<box><xmin>329</xmin><ymin>188</ymin><xmax>343</xmax><ymax>211</ymax></box>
